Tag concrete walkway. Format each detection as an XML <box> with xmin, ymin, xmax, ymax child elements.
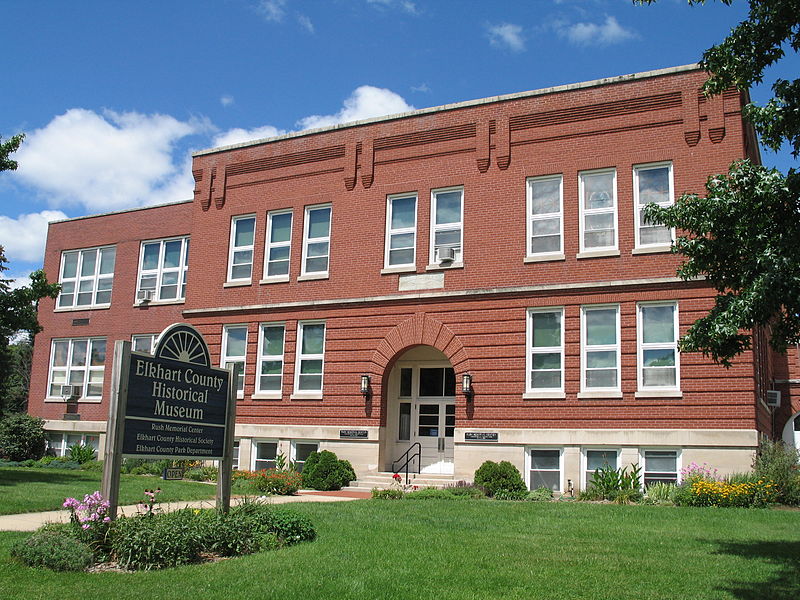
<box><xmin>0</xmin><ymin>490</ymin><xmax>371</xmax><ymax>532</ymax></box>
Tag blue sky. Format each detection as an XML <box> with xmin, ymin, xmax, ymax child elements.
<box><xmin>1</xmin><ymin>0</ymin><xmax>797</xmax><ymax>282</ymax></box>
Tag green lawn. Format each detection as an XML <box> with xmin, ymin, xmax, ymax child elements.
<box><xmin>0</xmin><ymin>468</ymin><xmax>215</xmax><ymax>514</ymax></box>
<box><xmin>2</xmin><ymin>499</ymin><xmax>799</xmax><ymax>599</ymax></box>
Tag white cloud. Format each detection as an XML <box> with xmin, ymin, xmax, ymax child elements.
<box><xmin>411</xmin><ymin>83</ymin><xmax>431</xmax><ymax>93</ymax></box>
<box><xmin>367</xmin><ymin>0</ymin><xmax>418</xmax><ymax>13</ymax></box>
<box><xmin>212</xmin><ymin>124</ymin><xmax>285</xmax><ymax>148</ymax></box>
<box><xmin>220</xmin><ymin>94</ymin><xmax>235</xmax><ymax>106</ymax></box>
<box><xmin>559</xmin><ymin>16</ymin><xmax>637</xmax><ymax>46</ymax></box>
<box><xmin>487</xmin><ymin>23</ymin><xmax>526</xmax><ymax>52</ymax></box>
<box><xmin>298</xmin><ymin>14</ymin><xmax>314</xmax><ymax>33</ymax></box>
<box><xmin>0</xmin><ymin>210</ymin><xmax>67</xmax><ymax>264</ymax></box>
<box><xmin>258</xmin><ymin>0</ymin><xmax>287</xmax><ymax>22</ymax></box>
<box><xmin>297</xmin><ymin>86</ymin><xmax>414</xmax><ymax>130</ymax></box>
<box><xmin>13</xmin><ymin>109</ymin><xmax>204</xmax><ymax>211</ymax></box>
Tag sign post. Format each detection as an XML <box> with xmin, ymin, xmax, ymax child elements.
<box><xmin>101</xmin><ymin>324</ymin><xmax>236</xmax><ymax>518</ymax></box>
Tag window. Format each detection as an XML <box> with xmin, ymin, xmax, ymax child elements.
<box><xmin>581</xmin><ymin>305</ymin><xmax>620</xmax><ymax>392</ymax></box>
<box><xmin>638</xmin><ymin>302</ymin><xmax>680</xmax><ymax>390</ymax></box>
<box><xmin>527</xmin><ymin>175</ymin><xmax>563</xmax><ymax>257</ymax></box>
<box><xmin>584</xmin><ymin>449</ymin><xmax>619</xmax><ymax>488</ymax></box>
<box><xmin>430</xmin><ymin>187</ymin><xmax>463</xmax><ymax>264</ymax></box>
<box><xmin>529</xmin><ymin>449</ymin><xmax>561</xmax><ymax>491</ymax></box>
<box><xmin>46</xmin><ymin>432</ymin><xmax>99</xmax><ymax>458</ymax></box>
<box><xmin>301</xmin><ymin>205</ymin><xmax>331</xmax><ymax>276</ymax></box>
<box><xmin>57</xmin><ymin>246</ymin><xmax>116</xmax><ymax>309</ymax></box>
<box><xmin>228</xmin><ymin>215</ymin><xmax>256</xmax><ymax>282</ymax></box>
<box><xmin>527</xmin><ymin>308</ymin><xmax>564</xmax><ymax>392</ymax></box>
<box><xmin>232</xmin><ymin>440</ymin><xmax>240</xmax><ymax>470</ymax></box>
<box><xmin>419</xmin><ymin>367</ymin><xmax>456</xmax><ymax>397</ymax></box>
<box><xmin>222</xmin><ymin>326</ymin><xmax>248</xmax><ymax>397</ymax></box>
<box><xmin>137</xmin><ymin>237</ymin><xmax>189</xmax><ymax>302</ymax></box>
<box><xmin>253</xmin><ymin>441</ymin><xmax>277</xmax><ymax>471</ymax></box>
<box><xmin>385</xmin><ymin>194</ymin><xmax>417</xmax><ymax>268</ymax></box>
<box><xmin>643</xmin><ymin>450</ymin><xmax>679</xmax><ymax>486</ymax></box>
<box><xmin>257</xmin><ymin>323</ymin><xmax>285</xmax><ymax>395</ymax></box>
<box><xmin>294</xmin><ymin>321</ymin><xmax>326</xmax><ymax>394</ymax></box>
<box><xmin>293</xmin><ymin>442</ymin><xmax>319</xmax><ymax>472</ymax></box>
<box><xmin>132</xmin><ymin>334</ymin><xmax>157</xmax><ymax>354</ymax></box>
<box><xmin>634</xmin><ymin>163</ymin><xmax>674</xmax><ymax>248</ymax></box>
<box><xmin>48</xmin><ymin>338</ymin><xmax>106</xmax><ymax>399</ymax></box>
<box><xmin>398</xmin><ymin>402</ymin><xmax>411</xmax><ymax>441</ymax></box>
<box><xmin>579</xmin><ymin>169</ymin><xmax>617</xmax><ymax>252</ymax></box>
<box><xmin>264</xmin><ymin>210</ymin><xmax>292</xmax><ymax>280</ymax></box>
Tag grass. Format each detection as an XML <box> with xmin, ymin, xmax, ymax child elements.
<box><xmin>2</xmin><ymin>499</ymin><xmax>800</xmax><ymax>599</ymax></box>
<box><xmin>0</xmin><ymin>467</ymin><xmax>215</xmax><ymax>514</ymax></box>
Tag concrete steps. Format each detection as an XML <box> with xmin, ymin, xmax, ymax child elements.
<box><xmin>349</xmin><ymin>472</ymin><xmax>457</xmax><ymax>490</ymax></box>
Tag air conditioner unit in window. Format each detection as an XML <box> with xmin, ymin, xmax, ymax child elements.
<box><xmin>766</xmin><ymin>390</ymin><xmax>781</xmax><ymax>407</ymax></box>
<box><xmin>437</xmin><ymin>247</ymin><xmax>456</xmax><ymax>264</ymax></box>
<box><xmin>137</xmin><ymin>289</ymin><xmax>154</xmax><ymax>303</ymax></box>
<box><xmin>60</xmin><ymin>385</ymin><xmax>78</xmax><ymax>400</ymax></box>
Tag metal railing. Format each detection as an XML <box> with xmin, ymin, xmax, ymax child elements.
<box><xmin>391</xmin><ymin>442</ymin><xmax>421</xmax><ymax>485</ymax></box>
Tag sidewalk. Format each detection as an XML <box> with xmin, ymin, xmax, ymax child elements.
<box><xmin>0</xmin><ymin>489</ymin><xmax>371</xmax><ymax>532</ymax></box>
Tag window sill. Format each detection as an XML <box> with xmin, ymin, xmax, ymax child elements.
<box><xmin>634</xmin><ymin>390</ymin><xmax>683</xmax><ymax>399</ymax></box>
<box><xmin>259</xmin><ymin>276</ymin><xmax>290</xmax><ymax>285</ymax></box>
<box><xmin>290</xmin><ymin>392</ymin><xmax>323</xmax><ymax>400</ymax></box>
<box><xmin>297</xmin><ymin>273</ymin><xmax>329</xmax><ymax>282</ymax></box>
<box><xmin>44</xmin><ymin>397</ymin><xmax>102</xmax><ymax>404</ymax></box>
<box><xmin>522</xmin><ymin>391</ymin><xmax>566</xmax><ymax>400</ymax></box>
<box><xmin>425</xmin><ymin>261</ymin><xmax>464</xmax><ymax>271</ymax></box>
<box><xmin>524</xmin><ymin>254</ymin><xmax>565</xmax><ymax>264</ymax></box>
<box><xmin>223</xmin><ymin>280</ymin><xmax>251</xmax><ymax>288</ymax></box>
<box><xmin>54</xmin><ymin>305</ymin><xmax>111</xmax><ymax>313</ymax></box>
<box><xmin>381</xmin><ymin>265</ymin><xmax>417</xmax><ymax>275</ymax></box>
<box><xmin>135</xmin><ymin>299</ymin><xmax>185</xmax><ymax>308</ymax></box>
<box><xmin>577</xmin><ymin>391</ymin><xmax>623</xmax><ymax>399</ymax></box>
<box><xmin>252</xmin><ymin>392</ymin><xmax>283</xmax><ymax>400</ymax></box>
<box><xmin>632</xmin><ymin>246</ymin><xmax>672</xmax><ymax>255</ymax></box>
<box><xmin>576</xmin><ymin>249</ymin><xmax>620</xmax><ymax>260</ymax></box>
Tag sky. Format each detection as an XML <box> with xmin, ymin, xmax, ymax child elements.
<box><xmin>1</xmin><ymin>0</ymin><xmax>797</xmax><ymax>284</ymax></box>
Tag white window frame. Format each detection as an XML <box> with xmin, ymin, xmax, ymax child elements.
<box><xmin>221</xmin><ymin>325</ymin><xmax>248</xmax><ymax>399</ymax></box>
<box><xmin>232</xmin><ymin>439</ymin><xmax>240</xmax><ymax>470</ymax></box>
<box><xmin>525</xmin><ymin>307</ymin><xmax>565</xmax><ymax>396</ymax></box>
<box><xmin>300</xmin><ymin>204</ymin><xmax>332</xmax><ymax>278</ymax></box>
<box><xmin>578</xmin><ymin>169</ymin><xmax>618</xmax><ymax>254</ymax></box>
<box><xmin>56</xmin><ymin>246</ymin><xmax>116</xmax><ymax>310</ymax></box>
<box><xmin>526</xmin><ymin>175</ymin><xmax>563</xmax><ymax>259</ymax></box>
<box><xmin>131</xmin><ymin>334</ymin><xmax>158</xmax><ymax>355</ymax></box>
<box><xmin>46</xmin><ymin>432</ymin><xmax>100</xmax><ymax>458</ymax></box>
<box><xmin>580</xmin><ymin>304</ymin><xmax>621</xmax><ymax>395</ymax></box>
<box><xmin>136</xmin><ymin>236</ymin><xmax>189</xmax><ymax>304</ymax></box>
<box><xmin>293</xmin><ymin>320</ymin><xmax>326</xmax><ymax>397</ymax></box>
<box><xmin>429</xmin><ymin>186</ymin><xmax>464</xmax><ymax>266</ymax></box>
<box><xmin>526</xmin><ymin>447</ymin><xmax>563</xmax><ymax>493</ymax></box>
<box><xmin>633</xmin><ymin>162</ymin><xmax>674</xmax><ymax>250</ymax></box>
<box><xmin>46</xmin><ymin>337</ymin><xmax>106</xmax><ymax>401</ymax></box>
<box><xmin>263</xmin><ymin>209</ymin><xmax>293</xmax><ymax>282</ymax></box>
<box><xmin>641</xmin><ymin>448</ymin><xmax>682</xmax><ymax>487</ymax></box>
<box><xmin>637</xmin><ymin>301</ymin><xmax>680</xmax><ymax>392</ymax></box>
<box><xmin>255</xmin><ymin>322</ymin><xmax>285</xmax><ymax>398</ymax></box>
<box><xmin>384</xmin><ymin>193</ymin><xmax>417</xmax><ymax>270</ymax></box>
<box><xmin>252</xmin><ymin>439</ymin><xmax>279</xmax><ymax>471</ymax></box>
<box><xmin>582</xmin><ymin>448</ymin><xmax>620</xmax><ymax>490</ymax></box>
<box><xmin>291</xmin><ymin>440</ymin><xmax>320</xmax><ymax>472</ymax></box>
<box><xmin>227</xmin><ymin>215</ymin><xmax>256</xmax><ymax>283</ymax></box>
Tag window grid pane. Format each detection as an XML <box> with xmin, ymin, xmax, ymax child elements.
<box><xmin>258</xmin><ymin>324</ymin><xmax>285</xmax><ymax>394</ymax></box>
<box><xmin>583</xmin><ymin>306</ymin><xmax>620</xmax><ymax>391</ymax></box>
<box><xmin>387</xmin><ymin>195</ymin><xmax>417</xmax><ymax>267</ymax></box>
<box><xmin>266</xmin><ymin>211</ymin><xmax>292</xmax><ymax>279</ymax></box>
<box><xmin>635</xmin><ymin>164</ymin><xmax>673</xmax><ymax>248</ymax></box>
<box><xmin>48</xmin><ymin>338</ymin><xmax>106</xmax><ymax>399</ymax></box>
<box><xmin>528</xmin><ymin>176</ymin><xmax>563</xmax><ymax>256</ymax></box>
<box><xmin>222</xmin><ymin>326</ymin><xmax>248</xmax><ymax>395</ymax></box>
<box><xmin>431</xmin><ymin>189</ymin><xmax>463</xmax><ymax>263</ymax></box>
<box><xmin>137</xmin><ymin>237</ymin><xmax>189</xmax><ymax>302</ymax></box>
<box><xmin>58</xmin><ymin>247</ymin><xmax>116</xmax><ymax>308</ymax></box>
<box><xmin>303</xmin><ymin>206</ymin><xmax>331</xmax><ymax>275</ymax></box>
<box><xmin>529</xmin><ymin>309</ymin><xmax>564</xmax><ymax>391</ymax></box>
<box><xmin>530</xmin><ymin>450</ymin><xmax>561</xmax><ymax>491</ymax></box>
<box><xmin>228</xmin><ymin>216</ymin><xmax>255</xmax><ymax>281</ymax></box>
<box><xmin>580</xmin><ymin>170</ymin><xmax>617</xmax><ymax>251</ymax></box>
<box><xmin>639</xmin><ymin>303</ymin><xmax>679</xmax><ymax>390</ymax></box>
<box><xmin>295</xmin><ymin>322</ymin><xmax>325</xmax><ymax>393</ymax></box>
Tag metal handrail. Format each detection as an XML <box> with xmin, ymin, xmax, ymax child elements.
<box><xmin>391</xmin><ymin>442</ymin><xmax>421</xmax><ymax>485</ymax></box>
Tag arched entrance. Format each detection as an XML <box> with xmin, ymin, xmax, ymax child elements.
<box><xmin>383</xmin><ymin>346</ymin><xmax>456</xmax><ymax>475</ymax></box>
<box><xmin>781</xmin><ymin>411</ymin><xmax>800</xmax><ymax>450</ymax></box>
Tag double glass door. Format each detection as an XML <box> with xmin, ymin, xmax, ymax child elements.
<box><xmin>417</xmin><ymin>401</ymin><xmax>455</xmax><ymax>474</ymax></box>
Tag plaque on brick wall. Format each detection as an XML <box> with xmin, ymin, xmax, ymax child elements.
<box><xmin>465</xmin><ymin>432</ymin><xmax>498</xmax><ymax>442</ymax></box>
<box><xmin>339</xmin><ymin>429</ymin><xmax>368</xmax><ymax>439</ymax></box>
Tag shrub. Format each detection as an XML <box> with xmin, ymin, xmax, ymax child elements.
<box><xmin>80</xmin><ymin>460</ymin><xmax>104</xmax><ymax>472</ymax></box>
<box><xmin>405</xmin><ymin>488</ymin><xmax>461</xmax><ymax>500</ymax></box>
<box><xmin>0</xmin><ymin>413</ymin><xmax>47</xmax><ymax>461</ymax></box>
<box><xmin>528</xmin><ymin>487</ymin><xmax>554</xmax><ymax>502</ymax></box>
<box><xmin>753</xmin><ymin>439</ymin><xmax>800</xmax><ymax>505</ymax></box>
<box><xmin>47</xmin><ymin>459</ymin><xmax>81</xmax><ymax>470</ymax></box>
<box><xmin>443</xmin><ymin>482</ymin><xmax>486</xmax><ymax>499</ymax></box>
<box><xmin>251</xmin><ymin>469</ymin><xmax>303</xmax><ymax>495</ymax></box>
<box><xmin>609</xmin><ymin>488</ymin><xmax>643</xmax><ymax>505</ymax></box>
<box><xmin>257</xmin><ymin>506</ymin><xmax>316</xmax><ymax>544</ymax></box>
<box><xmin>473</xmin><ymin>460</ymin><xmax>526</xmax><ymax>497</ymax></box>
<box><xmin>584</xmin><ymin>465</ymin><xmax>642</xmax><ymax>501</ymax></box>
<box><xmin>372</xmin><ymin>488</ymin><xmax>405</xmax><ymax>499</ymax></box>
<box><xmin>302</xmin><ymin>450</ymin><xmax>356</xmax><ymax>491</ymax></box>
<box><xmin>10</xmin><ymin>529</ymin><xmax>93</xmax><ymax>571</ymax></box>
<box><xmin>111</xmin><ymin>509</ymin><xmax>205</xmax><ymax>570</ymax></box>
<box><xmin>644</xmin><ymin>482</ymin><xmax>676</xmax><ymax>504</ymax></box>
<box><xmin>185</xmin><ymin>466</ymin><xmax>218</xmax><ymax>482</ymax></box>
<box><xmin>67</xmin><ymin>443</ymin><xmax>96</xmax><ymax>464</ymax></box>
<box><xmin>493</xmin><ymin>489</ymin><xmax>529</xmax><ymax>501</ymax></box>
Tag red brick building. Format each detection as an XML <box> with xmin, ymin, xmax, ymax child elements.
<box><xmin>28</xmin><ymin>64</ymin><xmax>797</xmax><ymax>491</ymax></box>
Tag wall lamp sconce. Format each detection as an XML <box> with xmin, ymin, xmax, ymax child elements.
<box><xmin>360</xmin><ymin>374</ymin><xmax>371</xmax><ymax>399</ymax></box>
<box><xmin>462</xmin><ymin>373</ymin><xmax>473</xmax><ymax>401</ymax></box>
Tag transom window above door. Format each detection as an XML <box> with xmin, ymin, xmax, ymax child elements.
<box><xmin>419</xmin><ymin>367</ymin><xmax>455</xmax><ymax>396</ymax></box>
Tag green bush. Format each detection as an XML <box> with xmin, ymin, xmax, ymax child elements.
<box><xmin>753</xmin><ymin>439</ymin><xmax>800</xmax><ymax>505</ymax></box>
<box><xmin>493</xmin><ymin>489</ymin><xmax>529</xmax><ymax>501</ymax></box>
<box><xmin>371</xmin><ymin>488</ymin><xmax>405</xmax><ymax>499</ymax></box>
<box><xmin>302</xmin><ymin>450</ymin><xmax>356</xmax><ymax>491</ymax></box>
<box><xmin>10</xmin><ymin>529</ymin><xmax>93</xmax><ymax>571</ymax></box>
<box><xmin>251</xmin><ymin>469</ymin><xmax>303</xmax><ymax>495</ymax></box>
<box><xmin>442</xmin><ymin>483</ymin><xmax>486</xmax><ymax>499</ymax></box>
<box><xmin>528</xmin><ymin>487</ymin><xmax>554</xmax><ymax>502</ymax></box>
<box><xmin>68</xmin><ymin>443</ymin><xmax>96</xmax><ymax>464</ymax></box>
<box><xmin>111</xmin><ymin>509</ymin><xmax>205</xmax><ymax>570</ymax></box>
<box><xmin>0</xmin><ymin>413</ymin><xmax>47</xmax><ymax>461</ymax></box>
<box><xmin>644</xmin><ymin>482</ymin><xmax>676</xmax><ymax>504</ymax></box>
<box><xmin>473</xmin><ymin>460</ymin><xmax>526</xmax><ymax>497</ymax></box>
<box><xmin>47</xmin><ymin>459</ymin><xmax>81</xmax><ymax>470</ymax></box>
<box><xmin>584</xmin><ymin>465</ymin><xmax>642</xmax><ymax>501</ymax></box>
<box><xmin>80</xmin><ymin>460</ymin><xmax>104</xmax><ymax>472</ymax></box>
<box><xmin>185</xmin><ymin>466</ymin><xmax>218</xmax><ymax>482</ymax></box>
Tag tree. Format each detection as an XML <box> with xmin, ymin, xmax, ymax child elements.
<box><xmin>0</xmin><ymin>134</ymin><xmax>24</xmax><ymax>171</ymax></box>
<box><xmin>637</xmin><ymin>0</ymin><xmax>800</xmax><ymax>365</ymax></box>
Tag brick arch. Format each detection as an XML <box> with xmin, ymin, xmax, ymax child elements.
<box><xmin>368</xmin><ymin>313</ymin><xmax>471</xmax><ymax>381</ymax></box>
